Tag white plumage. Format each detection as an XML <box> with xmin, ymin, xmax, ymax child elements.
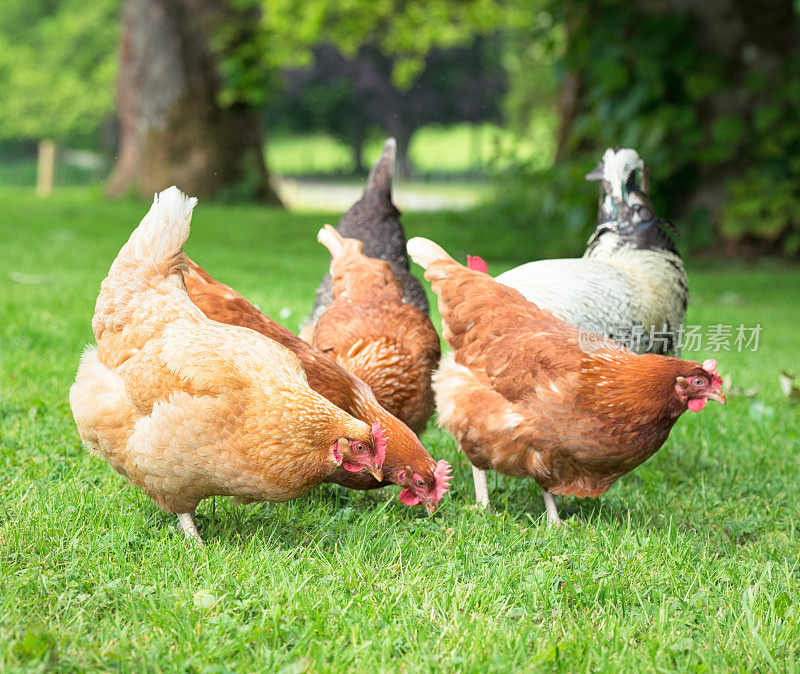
<box><xmin>496</xmin><ymin>148</ymin><xmax>687</xmax><ymax>355</ymax></box>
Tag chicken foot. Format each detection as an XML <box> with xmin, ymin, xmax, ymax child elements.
<box><xmin>176</xmin><ymin>512</ymin><xmax>203</xmax><ymax>545</ymax></box>
<box><xmin>472</xmin><ymin>465</ymin><xmax>491</xmax><ymax>510</ymax></box>
<box><xmin>541</xmin><ymin>490</ymin><xmax>561</xmax><ymax>526</ymax></box>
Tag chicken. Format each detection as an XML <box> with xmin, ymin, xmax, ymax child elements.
<box><xmin>407</xmin><ymin>237</ymin><xmax>725</xmax><ymax>523</ymax></box>
<box><xmin>496</xmin><ymin>148</ymin><xmax>687</xmax><ymax>357</ymax></box>
<box><xmin>182</xmin><ymin>258</ymin><xmax>451</xmax><ymax>514</ymax></box>
<box><xmin>310</xmin><ymin>225</ymin><xmax>441</xmax><ymax>434</ymax></box>
<box><xmin>301</xmin><ymin>137</ymin><xmax>429</xmax><ymax>340</ymax></box>
<box><xmin>69</xmin><ymin>187</ymin><xmax>385</xmax><ymax>544</ymax></box>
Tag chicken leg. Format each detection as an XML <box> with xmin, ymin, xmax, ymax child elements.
<box><xmin>542</xmin><ymin>490</ymin><xmax>561</xmax><ymax>526</ymax></box>
<box><xmin>472</xmin><ymin>465</ymin><xmax>491</xmax><ymax>510</ymax></box>
<box><xmin>177</xmin><ymin>512</ymin><xmax>203</xmax><ymax>545</ymax></box>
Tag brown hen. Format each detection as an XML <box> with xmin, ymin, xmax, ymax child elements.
<box><xmin>69</xmin><ymin>188</ymin><xmax>385</xmax><ymax>545</ymax></box>
<box><xmin>183</xmin><ymin>258</ymin><xmax>451</xmax><ymax>514</ymax></box>
<box><xmin>407</xmin><ymin>237</ymin><xmax>725</xmax><ymax>524</ymax></box>
<box><xmin>310</xmin><ymin>225</ymin><xmax>441</xmax><ymax>435</ymax></box>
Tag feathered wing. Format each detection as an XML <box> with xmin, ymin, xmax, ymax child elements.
<box><xmin>411</xmin><ymin>247</ymin><xmax>582</xmax><ymax>407</ymax></box>
<box><xmin>184</xmin><ymin>257</ymin><xmax>388</xmax><ymax>417</ymax></box>
<box><xmin>89</xmin><ymin>188</ymin><xmax>307</xmax><ymax>410</ymax></box>
<box><xmin>313</xmin><ymin>299</ymin><xmax>440</xmax><ymax>432</ymax></box>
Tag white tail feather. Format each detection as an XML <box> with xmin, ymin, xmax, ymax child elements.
<box><xmin>93</xmin><ymin>187</ymin><xmax>197</xmax><ymax>337</ymax></box>
<box><xmin>124</xmin><ymin>186</ymin><xmax>196</xmax><ymax>265</ymax></box>
<box><xmin>316</xmin><ymin>224</ymin><xmax>345</xmax><ymax>258</ymax></box>
<box><xmin>406</xmin><ymin>237</ymin><xmax>454</xmax><ymax>270</ymax></box>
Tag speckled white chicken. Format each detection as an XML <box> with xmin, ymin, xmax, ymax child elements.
<box><xmin>496</xmin><ymin>148</ymin><xmax>688</xmax><ymax>357</ymax></box>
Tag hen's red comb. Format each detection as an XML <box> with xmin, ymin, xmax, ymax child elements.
<box><xmin>467</xmin><ymin>255</ymin><xmax>488</xmax><ymax>274</ymax></box>
<box><xmin>432</xmin><ymin>460</ymin><xmax>452</xmax><ymax>502</ymax></box>
<box><xmin>702</xmin><ymin>359</ymin><xmax>723</xmax><ymax>388</ymax></box>
<box><xmin>370</xmin><ymin>422</ymin><xmax>387</xmax><ymax>466</ymax></box>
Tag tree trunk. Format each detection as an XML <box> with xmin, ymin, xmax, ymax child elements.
<box><xmin>106</xmin><ymin>0</ymin><xmax>281</xmax><ymax>203</ymax></box>
<box><xmin>554</xmin><ymin>0</ymin><xmax>594</xmax><ymax>162</ymax></box>
<box><xmin>349</xmin><ymin>125</ymin><xmax>366</xmax><ymax>175</ymax></box>
<box><xmin>391</xmin><ymin>126</ymin><xmax>413</xmax><ymax>180</ymax></box>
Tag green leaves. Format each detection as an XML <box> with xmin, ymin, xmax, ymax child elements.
<box><xmin>0</xmin><ymin>0</ymin><xmax>527</xmax><ymax>144</ymax></box>
<box><xmin>722</xmin><ymin>169</ymin><xmax>800</xmax><ymax>253</ymax></box>
<box><xmin>0</xmin><ymin>0</ymin><xmax>120</xmax><ymax>142</ymax></box>
<box><xmin>258</xmin><ymin>0</ymin><xmax>531</xmax><ymax>91</ymax></box>
<box><xmin>500</xmin><ymin>0</ymin><xmax>800</xmax><ymax>256</ymax></box>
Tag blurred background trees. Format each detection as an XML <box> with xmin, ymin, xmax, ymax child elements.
<box><xmin>0</xmin><ymin>0</ymin><xmax>798</xmax><ymax>256</ymax></box>
<box><xmin>539</xmin><ymin>0</ymin><xmax>800</xmax><ymax>256</ymax></box>
<box><xmin>267</xmin><ymin>37</ymin><xmax>506</xmax><ymax>178</ymax></box>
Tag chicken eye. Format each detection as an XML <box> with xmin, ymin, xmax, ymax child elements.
<box><xmin>416</xmin><ymin>479</ymin><xmax>425</xmax><ymax>487</ymax></box>
<box><xmin>691</xmin><ymin>376</ymin><xmax>705</xmax><ymax>387</ymax></box>
<box><xmin>352</xmin><ymin>442</ymin><xmax>366</xmax><ymax>453</ymax></box>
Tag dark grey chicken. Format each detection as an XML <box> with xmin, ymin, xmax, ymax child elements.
<box><xmin>300</xmin><ymin>138</ymin><xmax>429</xmax><ymax>339</ymax></box>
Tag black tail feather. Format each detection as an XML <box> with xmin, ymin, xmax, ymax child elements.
<box><xmin>364</xmin><ymin>137</ymin><xmax>396</xmax><ymax>202</ymax></box>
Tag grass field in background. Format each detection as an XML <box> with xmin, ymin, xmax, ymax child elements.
<box><xmin>1</xmin><ymin>187</ymin><xmax>798</xmax><ymax>672</ymax></box>
<box><xmin>267</xmin><ymin>117</ymin><xmax>556</xmax><ymax>176</ymax></box>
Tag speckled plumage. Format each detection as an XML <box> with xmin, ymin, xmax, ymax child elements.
<box><xmin>496</xmin><ymin>148</ymin><xmax>687</xmax><ymax>355</ymax></box>
<box><xmin>69</xmin><ymin>188</ymin><xmax>380</xmax><ymax>537</ymax></box>
<box><xmin>302</xmin><ymin>138</ymin><xmax>429</xmax><ymax>336</ymax></box>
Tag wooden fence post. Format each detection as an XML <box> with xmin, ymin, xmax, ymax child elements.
<box><xmin>36</xmin><ymin>139</ymin><xmax>56</xmax><ymax>197</ymax></box>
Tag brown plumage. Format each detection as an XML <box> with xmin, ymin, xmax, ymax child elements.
<box><xmin>302</xmin><ymin>138</ymin><xmax>429</xmax><ymax>337</ymax></box>
<box><xmin>69</xmin><ymin>188</ymin><xmax>385</xmax><ymax>545</ymax></box>
<box><xmin>310</xmin><ymin>225</ymin><xmax>441</xmax><ymax>434</ymax></box>
<box><xmin>407</xmin><ymin>237</ymin><xmax>725</xmax><ymax>524</ymax></box>
<box><xmin>182</xmin><ymin>258</ymin><xmax>451</xmax><ymax>514</ymax></box>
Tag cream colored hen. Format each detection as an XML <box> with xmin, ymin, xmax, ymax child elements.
<box><xmin>69</xmin><ymin>187</ymin><xmax>384</xmax><ymax>544</ymax></box>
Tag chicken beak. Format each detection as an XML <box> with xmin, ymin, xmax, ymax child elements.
<box><xmin>707</xmin><ymin>391</ymin><xmax>727</xmax><ymax>405</ymax></box>
<box><xmin>424</xmin><ymin>501</ymin><xmax>437</xmax><ymax>516</ymax></box>
<box><xmin>366</xmin><ymin>465</ymin><xmax>383</xmax><ymax>482</ymax></box>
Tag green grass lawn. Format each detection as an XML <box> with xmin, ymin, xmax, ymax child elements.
<box><xmin>1</xmin><ymin>187</ymin><xmax>798</xmax><ymax>672</ymax></box>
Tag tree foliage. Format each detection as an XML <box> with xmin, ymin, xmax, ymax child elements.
<box><xmin>489</xmin><ymin>0</ymin><xmax>800</xmax><ymax>256</ymax></box>
<box><xmin>557</xmin><ymin>0</ymin><xmax>800</xmax><ymax>254</ymax></box>
<box><xmin>0</xmin><ymin>0</ymin><xmax>120</xmax><ymax>143</ymax></box>
<box><xmin>0</xmin><ymin>0</ymin><xmax>524</xmax><ymax>148</ymax></box>
<box><xmin>269</xmin><ymin>38</ymin><xmax>507</xmax><ymax>175</ymax></box>
<box><xmin>258</xmin><ymin>0</ymin><xmax>527</xmax><ymax>90</ymax></box>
